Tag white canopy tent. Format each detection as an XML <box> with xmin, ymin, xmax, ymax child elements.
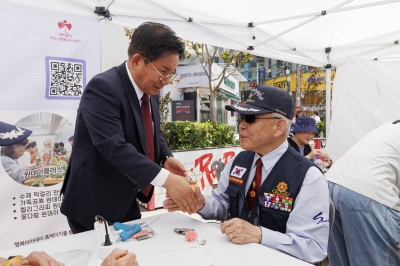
<box><xmin>4</xmin><ymin>0</ymin><xmax>400</xmax><ymax>160</ymax></box>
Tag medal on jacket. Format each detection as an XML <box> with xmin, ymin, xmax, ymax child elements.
<box><xmin>249</xmin><ymin>180</ymin><xmax>256</xmax><ymax>197</ymax></box>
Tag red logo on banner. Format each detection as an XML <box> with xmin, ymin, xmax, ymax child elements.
<box><xmin>250</xmin><ymin>82</ymin><xmax>257</xmax><ymax>87</ymax></box>
<box><xmin>50</xmin><ymin>19</ymin><xmax>81</xmax><ymax>43</ymax></box>
<box><xmin>58</xmin><ymin>20</ymin><xmax>72</xmax><ymax>32</ymax></box>
<box><xmin>193</xmin><ymin>151</ymin><xmax>236</xmax><ymax>190</ymax></box>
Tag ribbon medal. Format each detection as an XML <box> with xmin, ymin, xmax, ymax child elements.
<box><xmin>263</xmin><ymin>181</ymin><xmax>293</xmax><ymax>212</ymax></box>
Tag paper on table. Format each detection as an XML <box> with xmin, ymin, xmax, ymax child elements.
<box><xmin>51</xmin><ymin>249</ymin><xmax>93</xmax><ymax>266</ymax></box>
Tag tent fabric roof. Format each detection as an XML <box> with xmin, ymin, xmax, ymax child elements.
<box><xmin>4</xmin><ymin>0</ymin><xmax>400</xmax><ymax>161</ymax></box>
<box><xmin>9</xmin><ymin>0</ymin><xmax>400</xmax><ymax>66</ymax></box>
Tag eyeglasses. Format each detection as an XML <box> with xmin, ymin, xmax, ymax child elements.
<box><xmin>238</xmin><ymin>114</ymin><xmax>281</xmax><ymax>124</ymax></box>
<box><xmin>143</xmin><ymin>56</ymin><xmax>177</xmax><ymax>81</ymax></box>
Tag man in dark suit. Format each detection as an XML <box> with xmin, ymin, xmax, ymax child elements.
<box><xmin>61</xmin><ymin>22</ymin><xmax>198</xmax><ymax>233</ymax></box>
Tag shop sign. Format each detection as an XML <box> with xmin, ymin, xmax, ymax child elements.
<box><xmin>223</xmin><ymin>78</ymin><xmax>235</xmax><ymax>90</ymax></box>
<box><xmin>171</xmin><ymin>100</ymin><xmax>195</xmax><ymax>121</ymax></box>
<box><xmin>175</xmin><ymin>64</ymin><xmax>208</xmax><ymax>88</ymax></box>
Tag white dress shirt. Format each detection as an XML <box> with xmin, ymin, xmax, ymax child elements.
<box><xmin>198</xmin><ymin>140</ymin><xmax>330</xmax><ymax>263</ymax></box>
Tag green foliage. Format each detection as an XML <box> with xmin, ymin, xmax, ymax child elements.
<box><xmin>159</xmin><ymin>92</ymin><xmax>172</xmax><ymax>132</ymax></box>
<box><xmin>163</xmin><ymin>121</ymin><xmax>237</xmax><ymax>150</ymax></box>
<box><xmin>316</xmin><ymin>121</ymin><xmax>326</xmax><ymax>137</ymax></box>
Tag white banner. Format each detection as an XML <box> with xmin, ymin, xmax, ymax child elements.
<box><xmin>0</xmin><ymin>1</ymin><xmax>100</xmax><ymax>251</ymax></box>
<box><xmin>175</xmin><ymin>64</ymin><xmax>239</xmax><ymax>96</ymax></box>
<box><xmin>175</xmin><ymin>64</ymin><xmax>209</xmax><ymax>88</ymax></box>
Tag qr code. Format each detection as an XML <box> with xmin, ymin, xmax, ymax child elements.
<box><xmin>45</xmin><ymin>57</ymin><xmax>86</xmax><ymax>100</ymax></box>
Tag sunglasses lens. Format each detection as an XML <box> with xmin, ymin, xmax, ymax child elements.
<box><xmin>245</xmin><ymin>115</ymin><xmax>255</xmax><ymax>123</ymax></box>
<box><xmin>238</xmin><ymin>114</ymin><xmax>255</xmax><ymax>123</ymax></box>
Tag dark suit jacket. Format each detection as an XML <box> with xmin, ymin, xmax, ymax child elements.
<box><xmin>60</xmin><ymin>62</ymin><xmax>172</xmax><ymax>229</ymax></box>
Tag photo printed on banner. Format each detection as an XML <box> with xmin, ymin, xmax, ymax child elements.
<box><xmin>0</xmin><ymin>112</ymin><xmax>75</xmax><ymax>187</ymax></box>
<box><xmin>45</xmin><ymin>56</ymin><xmax>86</xmax><ymax>100</ymax></box>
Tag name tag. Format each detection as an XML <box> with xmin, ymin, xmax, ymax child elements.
<box><xmin>229</xmin><ymin>176</ymin><xmax>244</xmax><ymax>185</ymax></box>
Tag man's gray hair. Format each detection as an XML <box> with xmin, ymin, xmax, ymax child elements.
<box><xmin>271</xmin><ymin>113</ymin><xmax>292</xmax><ymax>136</ymax></box>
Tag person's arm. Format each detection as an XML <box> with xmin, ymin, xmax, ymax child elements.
<box><xmin>196</xmin><ymin>158</ymin><xmax>235</xmax><ymax>221</ymax></box>
<box><xmin>260</xmin><ymin>166</ymin><xmax>330</xmax><ymax>263</ymax></box>
<box><xmin>305</xmin><ymin>149</ymin><xmax>329</xmax><ymax>161</ymax></box>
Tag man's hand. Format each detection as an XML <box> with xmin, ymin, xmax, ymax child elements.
<box><xmin>163</xmin><ymin>186</ymin><xmax>205</xmax><ymax>212</ymax></box>
<box><xmin>162</xmin><ymin>173</ymin><xmax>199</xmax><ymax>214</ymax></box>
<box><xmin>100</xmin><ymin>248</ymin><xmax>138</xmax><ymax>266</ymax></box>
<box><xmin>163</xmin><ymin>157</ymin><xmax>187</xmax><ymax>177</ymax></box>
<box><xmin>220</xmin><ymin>218</ymin><xmax>262</xmax><ymax>245</ymax></box>
<box><xmin>11</xmin><ymin>251</ymin><xmax>64</xmax><ymax>266</ymax></box>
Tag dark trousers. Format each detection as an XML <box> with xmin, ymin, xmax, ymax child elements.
<box><xmin>67</xmin><ymin>201</ymin><xmax>141</xmax><ymax>234</ymax></box>
<box><xmin>67</xmin><ymin>217</ymin><xmax>92</xmax><ymax>234</ymax></box>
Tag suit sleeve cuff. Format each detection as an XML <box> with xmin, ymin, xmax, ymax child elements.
<box><xmin>260</xmin><ymin>227</ymin><xmax>279</xmax><ymax>249</ymax></box>
<box><xmin>150</xmin><ymin>168</ymin><xmax>169</xmax><ymax>187</ymax></box>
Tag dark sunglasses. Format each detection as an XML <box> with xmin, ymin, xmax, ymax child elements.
<box><xmin>238</xmin><ymin>114</ymin><xmax>281</xmax><ymax>124</ymax></box>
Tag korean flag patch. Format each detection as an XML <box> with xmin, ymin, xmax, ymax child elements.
<box><xmin>230</xmin><ymin>166</ymin><xmax>247</xmax><ymax>178</ymax></box>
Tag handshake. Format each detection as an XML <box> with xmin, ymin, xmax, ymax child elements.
<box><xmin>161</xmin><ymin>157</ymin><xmax>206</xmax><ymax>214</ymax></box>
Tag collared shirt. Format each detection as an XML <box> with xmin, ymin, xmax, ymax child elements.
<box><xmin>125</xmin><ymin>62</ymin><xmax>169</xmax><ymax>187</ymax></box>
<box><xmin>198</xmin><ymin>140</ymin><xmax>330</xmax><ymax>263</ymax></box>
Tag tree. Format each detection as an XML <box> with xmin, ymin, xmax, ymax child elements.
<box><xmin>185</xmin><ymin>41</ymin><xmax>253</xmax><ymax>122</ymax></box>
<box><xmin>159</xmin><ymin>91</ymin><xmax>172</xmax><ymax>131</ymax></box>
<box><xmin>296</xmin><ymin>66</ymin><xmax>336</xmax><ymax>117</ymax></box>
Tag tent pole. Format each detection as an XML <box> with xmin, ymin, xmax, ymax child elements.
<box><xmin>325</xmin><ymin>68</ymin><xmax>332</xmax><ymax>139</ymax></box>
<box><xmin>255</xmin><ymin>25</ymin><xmax>327</xmax><ymax>66</ymax></box>
<box><xmin>253</xmin><ymin>0</ymin><xmax>352</xmax><ymax>48</ymax></box>
<box><xmin>256</xmin><ymin>0</ymin><xmax>398</xmax><ymax>25</ymax></box>
<box><xmin>99</xmin><ymin>19</ymin><xmax>105</xmax><ymax>72</ymax></box>
<box><xmin>144</xmin><ymin>0</ymin><xmax>247</xmax><ymax>49</ymax></box>
<box><xmin>105</xmin><ymin>0</ymin><xmax>116</xmax><ymax>11</ymax></box>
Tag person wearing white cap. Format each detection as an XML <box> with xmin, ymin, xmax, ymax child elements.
<box><xmin>0</xmin><ymin>121</ymin><xmax>32</xmax><ymax>184</ymax></box>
